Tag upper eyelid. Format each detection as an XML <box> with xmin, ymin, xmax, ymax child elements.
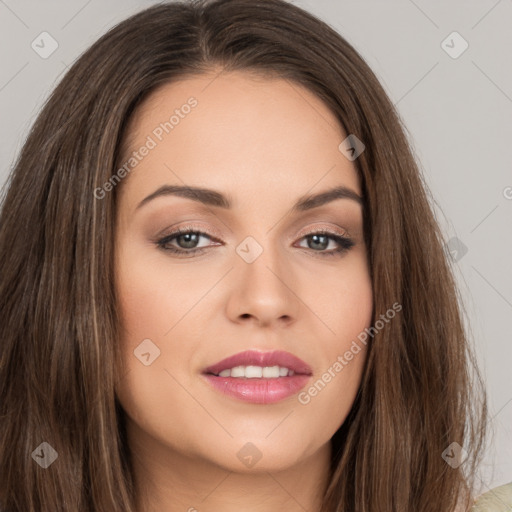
<box><xmin>163</xmin><ymin>223</ymin><xmax>349</xmax><ymax>235</ymax></box>
<box><xmin>158</xmin><ymin>225</ymin><xmax>352</xmax><ymax>244</ymax></box>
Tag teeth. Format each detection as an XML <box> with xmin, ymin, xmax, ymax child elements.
<box><xmin>217</xmin><ymin>366</ymin><xmax>295</xmax><ymax>378</ymax></box>
<box><xmin>262</xmin><ymin>366</ymin><xmax>278</xmax><ymax>378</ymax></box>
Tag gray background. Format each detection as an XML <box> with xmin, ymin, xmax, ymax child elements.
<box><xmin>1</xmin><ymin>0</ymin><xmax>511</xmax><ymax>496</ymax></box>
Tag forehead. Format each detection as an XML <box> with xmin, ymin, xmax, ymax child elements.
<box><xmin>118</xmin><ymin>70</ymin><xmax>360</xmax><ymax>210</ymax></box>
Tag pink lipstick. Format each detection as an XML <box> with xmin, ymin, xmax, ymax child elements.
<box><xmin>202</xmin><ymin>350</ymin><xmax>312</xmax><ymax>404</ymax></box>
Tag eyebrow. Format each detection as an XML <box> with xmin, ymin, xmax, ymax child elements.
<box><xmin>136</xmin><ymin>184</ymin><xmax>363</xmax><ymax>212</ymax></box>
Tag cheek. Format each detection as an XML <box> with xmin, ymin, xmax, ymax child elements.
<box><xmin>332</xmin><ymin>267</ymin><xmax>373</xmax><ymax>343</ymax></box>
<box><xmin>313</xmin><ymin>252</ymin><xmax>374</xmax><ymax>344</ymax></box>
<box><xmin>113</xmin><ymin>250</ymin><xmax>208</xmax><ymax>445</ymax></box>
<box><xmin>332</xmin><ymin>264</ymin><xmax>373</xmax><ymax>385</ymax></box>
<box><xmin>297</xmin><ymin>256</ymin><xmax>372</xmax><ymax>427</ymax></box>
<box><xmin>115</xmin><ymin>249</ymin><xmax>213</xmax><ymax>339</ymax></box>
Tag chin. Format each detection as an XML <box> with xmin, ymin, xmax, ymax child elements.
<box><xmin>197</xmin><ymin>435</ymin><xmax>322</xmax><ymax>474</ymax></box>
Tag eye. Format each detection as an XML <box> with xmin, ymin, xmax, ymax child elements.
<box><xmin>155</xmin><ymin>225</ymin><xmax>355</xmax><ymax>258</ymax></box>
<box><xmin>156</xmin><ymin>227</ymin><xmax>218</xmax><ymax>256</ymax></box>
<box><xmin>295</xmin><ymin>230</ymin><xmax>355</xmax><ymax>257</ymax></box>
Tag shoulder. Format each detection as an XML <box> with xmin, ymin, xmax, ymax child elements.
<box><xmin>471</xmin><ymin>482</ymin><xmax>512</xmax><ymax>511</ymax></box>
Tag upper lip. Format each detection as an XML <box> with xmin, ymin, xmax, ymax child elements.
<box><xmin>203</xmin><ymin>350</ymin><xmax>313</xmax><ymax>376</ymax></box>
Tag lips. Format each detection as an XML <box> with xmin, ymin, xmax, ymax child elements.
<box><xmin>201</xmin><ymin>350</ymin><xmax>313</xmax><ymax>404</ymax></box>
<box><xmin>203</xmin><ymin>350</ymin><xmax>313</xmax><ymax>376</ymax></box>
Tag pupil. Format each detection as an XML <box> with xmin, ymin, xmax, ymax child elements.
<box><xmin>309</xmin><ymin>234</ymin><xmax>328</xmax><ymax>250</ymax></box>
<box><xmin>179</xmin><ymin>233</ymin><xmax>199</xmax><ymax>249</ymax></box>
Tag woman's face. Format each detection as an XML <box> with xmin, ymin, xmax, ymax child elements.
<box><xmin>114</xmin><ymin>70</ymin><xmax>373</xmax><ymax>475</ymax></box>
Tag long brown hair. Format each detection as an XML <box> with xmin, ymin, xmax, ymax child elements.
<box><xmin>0</xmin><ymin>0</ymin><xmax>488</xmax><ymax>510</ymax></box>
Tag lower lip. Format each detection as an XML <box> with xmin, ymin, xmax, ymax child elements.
<box><xmin>202</xmin><ymin>374</ymin><xmax>311</xmax><ymax>404</ymax></box>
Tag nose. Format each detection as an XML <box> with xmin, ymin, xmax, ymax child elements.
<box><xmin>224</xmin><ymin>243</ymin><xmax>301</xmax><ymax>329</ymax></box>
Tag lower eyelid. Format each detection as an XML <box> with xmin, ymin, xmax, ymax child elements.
<box><xmin>157</xmin><ymin>229</ymin><xmax>354</xmax><ymax>256</ymax></box>
<box><xmin>159</xmin><ymin>229</ymin><xmax>345</xmax><ymax>243</ymax></box>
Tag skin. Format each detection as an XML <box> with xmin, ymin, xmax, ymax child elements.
<box><xmin>114</xmin><ymin>69</ymin><xmax>373</xmax><ymax>512</ymax></box>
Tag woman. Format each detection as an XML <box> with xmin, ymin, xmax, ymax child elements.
<box><xmin>0</xmin><ymin>0</ymin><xmax>508</xmax><ymax>510</ymax></box>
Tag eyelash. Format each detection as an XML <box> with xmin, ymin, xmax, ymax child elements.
<box><xmin>155</xmin><ymin>225</ymin><xmax>355</xmax><ymax>258</ymax></box>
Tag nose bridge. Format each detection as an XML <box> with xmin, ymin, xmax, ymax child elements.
<box><xmin>236</xmin><ymin>233</ymin><xmax>287</xmax><ymax>292</ymax></box>
<box><xmin>226</xmin><ymin>232</ymin><xmax>299</xmax><ymax>325</ymax></box>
